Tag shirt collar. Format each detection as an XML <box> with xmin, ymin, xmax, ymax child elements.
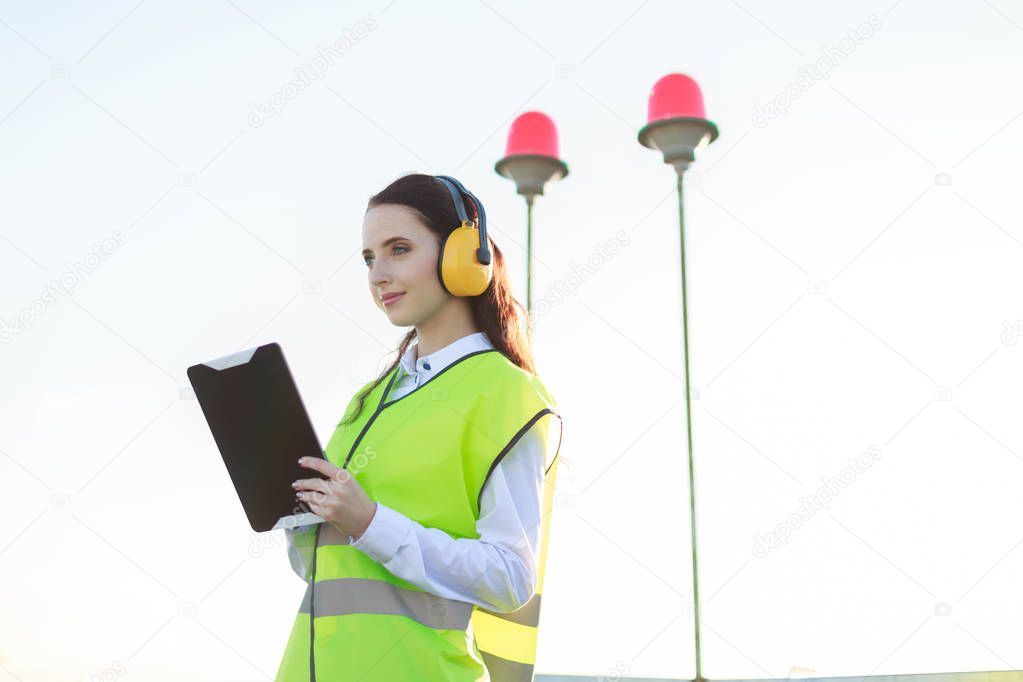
<box><xmin>398</xmin><ymin>331</ymin><xmax>493</xmax><ymax>379</ymax></box>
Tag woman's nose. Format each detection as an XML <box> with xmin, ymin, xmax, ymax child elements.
<box><xmin>368</xmin><ymin>265</ymin><xmax>390</xmax><ymax>290</ymax></box>
<box><xmin>369</xmin><ymin>260</ymin><xmax>390</xmax><ymax>286</ymax></box>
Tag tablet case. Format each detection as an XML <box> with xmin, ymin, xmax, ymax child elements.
<box><xmin>187</xmin><ymin>342</ymin><xmax>325</xmax><ymax>532</ymax></box>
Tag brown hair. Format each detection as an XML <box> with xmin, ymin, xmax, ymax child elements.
<box><xmin>340</xmin><ymin>173</ymin><xmax>534</xmax><ymax>426</ymax></box>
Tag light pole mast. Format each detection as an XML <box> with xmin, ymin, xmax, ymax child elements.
<box><xmin>638</xmin><ymin>72</ymin><xmax>719</xmax><ymax>682</ymax></box>
<box><xmin>495</xmin><ymin>111</ymin><xmax>569</xmax><ymax>338</ymax></box>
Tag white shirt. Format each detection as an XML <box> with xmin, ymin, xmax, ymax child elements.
<box><xmin>285</xmin><ymin>331</ymin><xmax>554</xmax><ymax>613</ymax></box>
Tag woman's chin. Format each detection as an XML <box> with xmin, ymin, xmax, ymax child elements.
<box><xmin>383</xmin><ymin>312</ymin><xmax>413</xmax><ymax>327</ymax></box>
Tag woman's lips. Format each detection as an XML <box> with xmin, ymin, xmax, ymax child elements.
<box><xmin>382</xmin><ymin>293</ymin><xmax>405</xmax><ymax>306</ymax></box>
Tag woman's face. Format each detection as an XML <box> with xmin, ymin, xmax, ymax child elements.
<box><xmin>362</xmin><ymin>204</ymin><xmax>448</xmax><ymax>328</ymax></box>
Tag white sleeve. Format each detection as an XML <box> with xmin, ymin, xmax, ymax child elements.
<box><xmin>349</xmin><ymin>419</ymin><xmax>548</xmax><ymax>613</ymax></box>
<box><xmin>285</xmin><ymin>524</ymin><xmax>317</xmax><ymax>581</ymax></box>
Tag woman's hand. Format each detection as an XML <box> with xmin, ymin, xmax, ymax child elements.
<box><xmin>293</xmin><ymin>457</ymin><xmax>377</xmax><ymax>541</ymax></box>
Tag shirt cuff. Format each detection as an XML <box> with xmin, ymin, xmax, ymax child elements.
<box><xmin>350</xmin><ymin>502</ymin><xmax>411</xmax><ymax>564</ymax></box>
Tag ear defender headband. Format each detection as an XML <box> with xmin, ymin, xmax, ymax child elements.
<box><xmin>433</xmin><ymin>175</ymin><xmax>493</xmax><ymax>297</ymax></box>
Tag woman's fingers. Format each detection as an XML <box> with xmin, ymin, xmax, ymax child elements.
<box><xmin>293</xmin><ymin>477</ymin><xmax>331</xmax><ymax>492</ymax></box>
<box><xmin>298</xmin><ymin>489</ymin><xmax>328</xmax><ymax>508</ymax></box>
<box><xmin>294</xmin><ymin>468</ymin><xmax>351</xmax><ymax>489</ymax></box>
<box><xmin>294</xmin><ymin>479</ymin><xmax>327</xmax><ymax>506</ymax></box>
<box><xmin>294</xmin><ymin>469</ymin><xmax>362</xmax><ymax>522</ymax></box>
<box><xmin>297</xmin><ymin>456</ymin><xmax>340</xmax><ymax>479</ymax></box>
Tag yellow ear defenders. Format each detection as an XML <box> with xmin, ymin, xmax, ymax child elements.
<box><xmin>434</xmin><ymin>175</ymin><xmax>493</xmax><ymax>297</ymax></box>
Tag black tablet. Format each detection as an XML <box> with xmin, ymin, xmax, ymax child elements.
<box><xmin>187</xmin><ymin>342</ymin><xmax>326</xmax><ymax>532</ymax></box>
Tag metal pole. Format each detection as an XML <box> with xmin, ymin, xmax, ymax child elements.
<box><xmin>526</xmin><ymin>194</ymin><xmax>535</xmax><ymax>317</ymax></box>
<box><xmin>677</xmin><ymin>169</ymin><xmax>703</xmax><ymax>682</ymax></box>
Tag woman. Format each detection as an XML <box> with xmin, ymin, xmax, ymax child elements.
<box><xmin>274</xmin><ymin>173</ymin><xmax>563</xmax><ymax>681</ymax></box>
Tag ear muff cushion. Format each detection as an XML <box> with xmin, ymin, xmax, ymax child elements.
<box><xmin>439</xmin><ymin>226</ymin><xmax>493</xmax><ymax>297</ymax></box>
<box><xmin>436</xmin><ymin>234</ymin><xmax>450</xmax><ymax>295</ymax></box>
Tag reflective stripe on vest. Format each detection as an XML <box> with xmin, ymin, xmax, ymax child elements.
<box><xmin>298</xmin><ymin>577</ymin><xmax>473</xmax><ymax>630</ymax></box>
<box><xmin>477</xmin><ymin>592</ymin><xmax>541</xmax><ymax>627</ymax></box>
<box><xmin>481</xmin><ymin>652</ymin><xmax>535</xmax><ymax>682</ymax></box>
<box><xmin>273</xmin><ymin>349</ymin><xmax>563</xmax><ymax>682</ymax></box>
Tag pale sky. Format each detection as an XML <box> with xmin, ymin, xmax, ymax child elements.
<box><xmin>2</xmin><ymin>1</ymin><xmax>1023</xmax><ymax>680</ymax></box>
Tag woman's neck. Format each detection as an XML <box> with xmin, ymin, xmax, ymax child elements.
<box><xmin>414</xmin><ymin>301</ymin><xmax>479</xmax><ymax>357</ymax></box>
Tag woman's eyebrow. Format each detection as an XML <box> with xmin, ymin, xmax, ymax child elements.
<box><xmin>361</xmin><ymin>236</ymin><xmax>409</xmax><ymax>256</ymax></box>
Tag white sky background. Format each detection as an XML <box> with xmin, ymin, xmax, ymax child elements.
<box><xmin>2</xmin><ymin>1</ymin><xmax>1023</xmax><ymax>680</ymax></box>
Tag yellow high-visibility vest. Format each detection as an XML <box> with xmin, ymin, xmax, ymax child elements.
<box><xmin>274</xmin><ymin>348</ymin><xmax>563</xmax><ymax>681</ymax></box>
